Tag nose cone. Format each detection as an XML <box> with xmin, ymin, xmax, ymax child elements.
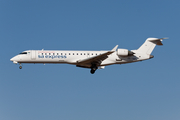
<box><xmin>10</xmin><ymin>56</ymin><xmax>19</xmax><ymax>64</ymax></box>
<box><xmin>10</xmin><ymin>57</ymin><xmax>14</xmax><ymax>61</ymax></box>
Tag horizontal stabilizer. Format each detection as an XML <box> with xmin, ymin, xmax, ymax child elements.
<box><xmin>148</xmin><ymin>38</ymin><xmax>168</xmax><ymax>46</ymax></box>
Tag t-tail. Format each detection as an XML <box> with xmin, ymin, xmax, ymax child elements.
<box><xmin>136</xmin><ymin>37</ymin><xmax>167</xmax><ymax>55</ymax></box>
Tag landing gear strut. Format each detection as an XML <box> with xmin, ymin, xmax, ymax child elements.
<box><xmin>19</xmin><ymin>63</ymin><xmax>22</xmax><ymax>69</ymax></box>
<box><xmin>90</xmin><ymin>64</ymin><xmax>97</xmax><ymax>74</ymax></box>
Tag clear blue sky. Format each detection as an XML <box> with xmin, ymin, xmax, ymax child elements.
<box><xmin>1</xmin><ymin>0</ymin><xmax>180</xmax><ymax>120</ymax></box>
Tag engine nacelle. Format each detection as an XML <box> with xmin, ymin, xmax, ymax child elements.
<box><xmin>117</xmin><ymin>49</ymin><xmax>134</xmax><ymax>56</ymax></box>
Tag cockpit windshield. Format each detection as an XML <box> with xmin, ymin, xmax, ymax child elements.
<box><xmin>19</xmin><ymin>52</ymin><xmax>27</xmax><ymax>54</ymax></box>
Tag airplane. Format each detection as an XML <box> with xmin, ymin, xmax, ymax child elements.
<box><xmin>10</xmin><ymin>37</ymin><xmax>166</xmax><ymax>74</ymax></box>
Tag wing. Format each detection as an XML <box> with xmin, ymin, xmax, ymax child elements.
<box><xmin>76</xmin><ymin>45</ymin><xmax>118</xmax><ymax>68</ymax></box>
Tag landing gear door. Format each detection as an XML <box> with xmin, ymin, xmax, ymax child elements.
<box><xmin>31</xmin><ymin>50</ymin><xmax>36</xmax><ymax>60</ymax></box>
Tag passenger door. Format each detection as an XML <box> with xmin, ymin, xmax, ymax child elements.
<box><xmin>31</xmin><ymin>50</ymin><xmax>36</xmax><ymax>60</ymax></box>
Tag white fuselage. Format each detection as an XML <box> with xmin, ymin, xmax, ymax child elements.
<box><xmin>10</xmin><ymin>50</ymin><xmax>151</xmax><ymax>67</ymax></box>
<box><xmin>10</xmin><ymin>37</ymin><xmax>164</xmax><ymax>74</ymax></box>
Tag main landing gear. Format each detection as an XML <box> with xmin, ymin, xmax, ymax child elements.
<box><xmin>90</xmin><ymin>64</ymin><xmax>98</xmax><ymax>74</ymax></box>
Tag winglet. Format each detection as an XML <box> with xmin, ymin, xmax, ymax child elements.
<box><xmin>111</xmin><ymin>45</ymin><xmax>118</xmax><ymax>51</ymax></box>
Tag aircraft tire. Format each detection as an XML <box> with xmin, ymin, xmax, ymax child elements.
<box><xmin>19</xmin><ymin>66</ymin><xmax>22</xmax><ymax>69</ymax></box>
<box><xmin>90</xmin><ymin>69</ymin><xmax>95</xmax><ymax>74</ymax></box>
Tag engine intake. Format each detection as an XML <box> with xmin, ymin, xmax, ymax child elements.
<box><xmin>117</xmin><ymin>49</ymin><xmax>134</xmax><ymax>56</ymax></box>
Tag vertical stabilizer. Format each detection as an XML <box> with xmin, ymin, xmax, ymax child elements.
<box><xmin>137</xmin><ymin>38</ymin><xmax>166</xmax><ymax>54</ymax></box>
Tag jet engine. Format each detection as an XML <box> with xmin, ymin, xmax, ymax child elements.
<box><xmin>117</xmin><ymin>49</ymin><xmax>134</xmax><ymax>56</ymax></box>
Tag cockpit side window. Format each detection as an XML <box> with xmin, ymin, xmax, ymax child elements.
<box><xmin>19</xmin><ymin>52</ymin><xmax>27</xmax><ymax>54</ymax></box>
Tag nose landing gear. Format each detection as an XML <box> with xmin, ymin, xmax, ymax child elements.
<box><xmin>19</xmin><ymin>63</ymin><xmax>22</xmax><ymax>69</ymax></box>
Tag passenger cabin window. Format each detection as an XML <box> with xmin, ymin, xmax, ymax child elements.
<box><xmin>19</xmin><ymin>52</ymin><xmax>27</xmax><ymax>54</ymax></box>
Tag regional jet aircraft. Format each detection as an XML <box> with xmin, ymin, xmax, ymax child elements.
<box><xmin>10</xmin><ymin>38</ymin><xmax>166</xmax><ymax>74</ymax></box>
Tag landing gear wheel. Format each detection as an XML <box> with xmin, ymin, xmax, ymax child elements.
<box><xmin>90</xmin><ymin>69</ymin><xmax>95</xmax><ymax>74</ymax></box>
<box><xmin>19</xmin><ymin>66</ymin><xmax>22</xmax><ymax>69</ymax></box>
<box><xmin>90</xmin><ymin>64</ymin><xmax>97</xmax><ymax>74</ymax></box>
